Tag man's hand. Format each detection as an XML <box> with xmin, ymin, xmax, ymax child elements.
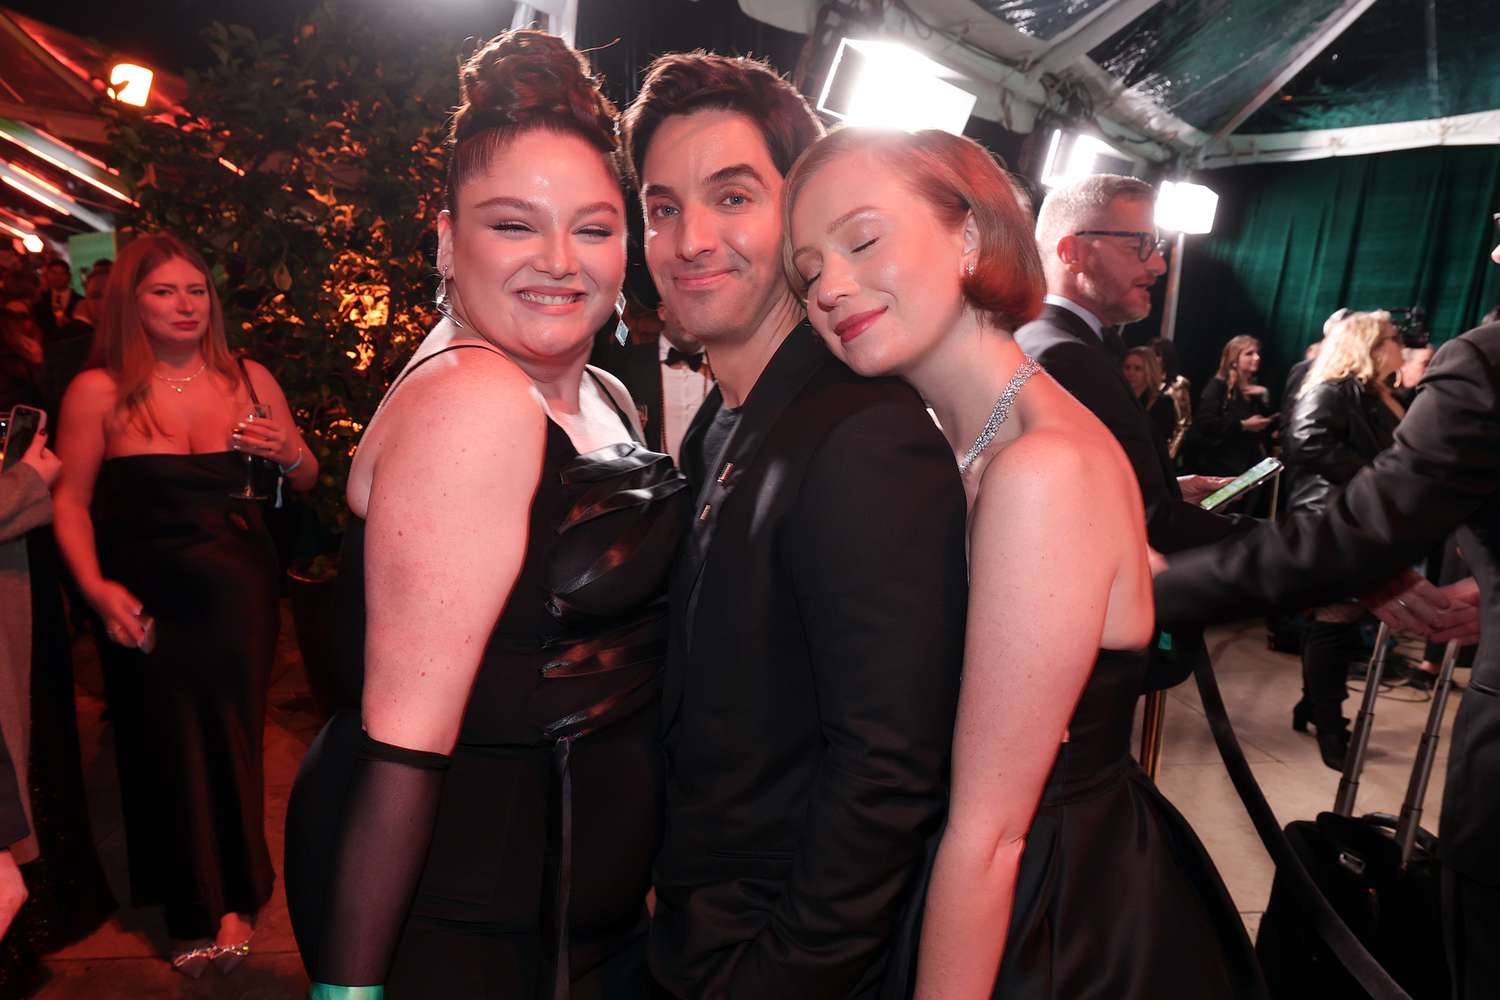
<box><xmin>0</xmin><ymin>849</ymin><xmax>27</xmax><ymax>940</ymax></box>
<box><xmin>1241</xmin><ymin>414</ymin><xmax>1275</xmax><ymax>433</ymax></box>
<box><xmin>1430</xmin><ymin>577</ymin><xmax>1482</xmax><ymax>645</ymax></box>
<box><xmin>1177</xmin><ymin>475</ymin><xmax>1233</xmax><ymax>506</ymax></box>
<box><xmin>1363</xmin><ymin>569</ymin><xmax>1455</xmax><ymax>638</ymax></box>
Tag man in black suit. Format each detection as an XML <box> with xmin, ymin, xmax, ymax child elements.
<box><xmin>31</xmin><ymin>260</ymin><xmax>80</xmax><ymax>343</ymax></box>
<box><xmin>624</xmin><ymin>53</ymin><xmax>967</xmax><ymax>998</ymax></box>
<box><xmin>1153</xmin><ymin>291</ymin><xmax>1499</xmax><ymax>993</ymax></box>
<box><xmin>1017</xmin><ymin>175</ymin><xmax>1241</xmax><ymax>557</ymax></box>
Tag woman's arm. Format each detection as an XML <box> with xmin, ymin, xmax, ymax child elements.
<box><xmin>51</xmin><ymin>371</ymin><xmax>148</xmax><ymax>646</ymax></box>
<box><xmin>307</xmin><ymin>353</ymin><xmax>546</xmax><ymax>992</ymax></box>
<box><xmin>237</xmin><ymin>360</ymin><xmax>319</xmax><ymax>492</ymax></box>
<box><xmin>915</xmin><ymin>432</ymin><xmax>1120</xmax><ymax>998</ymax></box>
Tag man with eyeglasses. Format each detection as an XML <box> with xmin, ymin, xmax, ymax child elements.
<box><xmin>1018</xmin><ymin>174</ymin><xmax>1245</xmax><ymax>600</ymax></box>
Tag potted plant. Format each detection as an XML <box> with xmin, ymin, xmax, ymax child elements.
<box><xmin>109</xmin><ymin>2</ymin><xmax>457</xmax><ymax>713</ymax></box>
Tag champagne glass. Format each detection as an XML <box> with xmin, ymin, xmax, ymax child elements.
<box><xmin>229</xmin><ymin>404</ymin><xmax>271</xmax><ymax>500</ymax></box>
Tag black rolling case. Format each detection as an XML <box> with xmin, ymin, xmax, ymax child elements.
<box><xmin>1255</xmin><ymin>631</ymin><xmax>1460</xmax><ymax>999</ymax></box>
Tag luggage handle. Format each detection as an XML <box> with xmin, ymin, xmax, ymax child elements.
<box><xmin>1334</xmin><ymin>622</ymin><xmax>1395</xmax><ymax>817</ymax></box>
<box><xmin>1395</xmin><ymin>639</ymin><xmax>1462</xmax><ymax>867</ymax></box>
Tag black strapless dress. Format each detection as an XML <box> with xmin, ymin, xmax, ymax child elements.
<box><xmin>90</xmin><ymin>452</ymin><xmax>279</xmax><ymax>940</ymax></box>
<box><xmin>992</xmin><ymin>648</ymin><xmax>1268</xmax><ymax>998</ymax></box>
<box><xmin>286</xmin><ymin>375</ymin><xmax>689</xmax><ymax>998</ymax></box>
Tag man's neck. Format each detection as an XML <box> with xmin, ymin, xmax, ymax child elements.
<box><xmin>706</xmin><ymin>292</ymin><xmax>805</xmax><ymax>408</ymax></box>
<box><xmin>1044</xmin><ymin>290</ymin><xmax>1105</xmax><ymax>336</ymax></box>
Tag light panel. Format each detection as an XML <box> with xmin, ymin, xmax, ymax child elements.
<box><xmin>816</xmin><ymin>39</ymin><xmax>976</xmax><ymax>135</ymax></box>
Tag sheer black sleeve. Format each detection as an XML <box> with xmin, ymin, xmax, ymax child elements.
<box><xmin>308</xmin><ymin>731</ymin><xmax>449</xmax><ymax>988</ymax></box>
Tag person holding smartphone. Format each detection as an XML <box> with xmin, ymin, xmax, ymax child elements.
<box><xmin>51</xmin><ymin>232</ymin><xmax>316</xmax><ymax>977</ymax></box>
<box><xmin>0</xmin><ymin>426</ymin><xmax>62</xmax><ymax>943</ymax></box>
<box><xmin>1193</xmin><ymin>335</ymin><xmax>1277</xmax><ymax>477</ymax></box>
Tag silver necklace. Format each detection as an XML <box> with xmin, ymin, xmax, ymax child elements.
<box><xmin>957</xmin><ymin>356</ymin><xmax>1042</xmax><ymax>474</ymax></box>
<box><xmin>154</xmin><ymin>363</ymin><xmax>207</xmax><ymax>393</ymax></box>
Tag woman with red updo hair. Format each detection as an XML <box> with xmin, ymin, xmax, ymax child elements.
<box><xmin>285</xmin><ymin>30</ymin><xmax>686</xmax><ymax>1000</ymax></box>
<box><xmin>786</xmin><ymin>129</ymin><xmax>1263</xmax><ymax>999</ymax></box>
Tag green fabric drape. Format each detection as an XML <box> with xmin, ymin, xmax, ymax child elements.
<box><xmin>1163</xmin><ymin>145</ymin><xmax>1500</xmax><ymax>397</ymax></box>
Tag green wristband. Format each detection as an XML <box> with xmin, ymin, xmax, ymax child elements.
<box><xmin>309</xmin><ymin>985</ymin><xmax>384</xmax><ymax>1000</ymax></box>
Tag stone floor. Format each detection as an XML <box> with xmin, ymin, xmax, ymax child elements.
<box><xmin>29</xmin><ymin>610</ymin><xmax>1460</xmax><ymax>997</ymax></box>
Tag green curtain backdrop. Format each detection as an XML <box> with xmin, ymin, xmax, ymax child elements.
<box><xmin>1157</xmin><ymin>144</ymin><xmax>1500</xmax><ymax>396</ymax></box>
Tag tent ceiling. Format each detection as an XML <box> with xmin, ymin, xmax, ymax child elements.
<box><xmin>739</xmin><ymin>0</ymin><xmax>1500</xmax><ymax>168</ymax></box>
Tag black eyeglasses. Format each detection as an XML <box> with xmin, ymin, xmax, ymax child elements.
<box><xmin>1073</xmin><ymin>229</ymin><xmax>1170</xmax><ymax>262</ymax></box>
<box><xmin>1493</xmin><ymin>211</ymin><xmax>1499</xmax><ymax>237</ymax></box>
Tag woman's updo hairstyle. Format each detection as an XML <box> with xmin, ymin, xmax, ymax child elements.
<box><xmin>446</xmin><ymin>29</ymin><xmax>622</xmax><ymax>215</ymax></box>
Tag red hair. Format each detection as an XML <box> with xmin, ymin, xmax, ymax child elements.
<box><xmin>89</xmin><ymin>232</ymin><xmax>239</xmax><ymax>436</ymax></box>
<box><xmin>783</xmin><ymin>128</ymin><xmax>1044</xmax><ymax>332</ymax></box>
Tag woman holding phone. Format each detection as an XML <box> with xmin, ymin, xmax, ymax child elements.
<box><xmin>52</xmin><ymin>233</ymin><xmax>316</xmax><ymax>977</ymax></box>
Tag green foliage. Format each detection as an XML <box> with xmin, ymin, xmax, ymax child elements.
<box><xmin>108</xmin><ymin>2</ymin><xmax>458</xmax><ymax>536</ymax></box>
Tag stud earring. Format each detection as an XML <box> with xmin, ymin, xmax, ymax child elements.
<box><xmin>963</xmin><ymin>259</ymin><xmax>976</xmax><ymax>278</ymax></box>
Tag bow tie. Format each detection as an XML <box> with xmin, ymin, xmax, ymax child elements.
<box><xmin>664</xmin><ymin>347</ymin><xmax>707</xmax><ymax>372</ymax></box>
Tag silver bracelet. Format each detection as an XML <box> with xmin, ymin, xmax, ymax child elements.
<box><xmin>279</xmin><ymin>446</ymin><xmax>305</xmax><ymax>475</ymax></box>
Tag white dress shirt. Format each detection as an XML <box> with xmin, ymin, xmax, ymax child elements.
<box><xmin>658</xmin><ymin>335</ymin><xmax>713</xmax><ymax>465</ymax></box>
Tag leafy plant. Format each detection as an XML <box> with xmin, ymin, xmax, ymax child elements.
<box><xmin>108</xmin><ymin>1</ymin><xmax>459</xmax><ymax>537</ymax></box>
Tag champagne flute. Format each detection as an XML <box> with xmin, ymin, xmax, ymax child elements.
<box><xmin>229</xmin><ymin>404</ymin><xmax>271</xmax><ymax>500</ymax></box>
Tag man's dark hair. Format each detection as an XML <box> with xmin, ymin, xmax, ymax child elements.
<box><xmin>45</xmin><ymin>259</ymin><xmax>70</xmax><ymax>273</ymax></box>
<box><xmin>621</xmin><ymin>51</ymin><xmax>822</xmax><ymax>189</ymax></box>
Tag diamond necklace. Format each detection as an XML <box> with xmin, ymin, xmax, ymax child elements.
<box><xmin>154</xmin><ymin>363</ymin><xmax>208</xmax><ymax>394</ymax></box>
<box><xmin>957</xmin><ymin>356</ymin><xmax>1042</xmax><ymax>474</ymax></box>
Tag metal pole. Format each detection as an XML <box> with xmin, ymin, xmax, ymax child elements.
<box><xmin>1333</xmin><ymin>622</ymin><xmax>1391</xmax><ymax>817</ymax></box>
<box><xmin>1397</xmin><ymin>639</ymin><xmax>1462</xmax><ymax>866</ymax></box>
<box><xmin>1139</xmin><ymin>688</ymin><xmax>1168</xmax><ymax>779</ymax></box>
<box><xmin>1160</xmin><ymin>230</ymin><xmax>1187</xmax><ymax>341</ymax></box>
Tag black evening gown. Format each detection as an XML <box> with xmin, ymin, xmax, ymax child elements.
<box><xmin>90</xmin><ymin>453</ymin><xmax>279</xmax><ymax>940</ymax></box>
<box><xmin>286</xmin><ymin>368</ymin><xmax>688</xmax><ymax>999</ymax></box>
<box><xmin>992</xmin><ymin>647</ymin><xmax>1268</xmax><ymax>998</ymax></box>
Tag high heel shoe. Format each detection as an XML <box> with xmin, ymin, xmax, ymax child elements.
<box><xmin>1317</xmin><ymin>729</ymin><xmax>1351</xmax><ymax>772</ymax></box>
<box><xmin>211</xmin><ymin>938</ymin><xmax>252</xmax><ymax>975</ymax></box>
<box><xmin>211</xmin><ymin>917</ymin><xmax>255</xmax><ymax>975</ymax></box>
<box><xmin>169</xmin><ymin>940</ymin><xmax>215</xmax><ymax>979</ymax></box>
<box><xmin>1292</xmin><ymin>701</ymin><xmax>1311</xmax><ymax>734</ymax></box>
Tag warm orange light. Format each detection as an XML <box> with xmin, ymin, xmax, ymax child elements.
<box><xmin>108</xmin><ymin>63</ymin><xmax>154</xmax><ymax>107</ymax></box>
<box><xmin>0</xmin><ymin>130</ymin><xmax>135</xmax><ymax>204</ymax></box>
<box><xmin>1</xmin><ymin>175</ymin><xmax>71</xmax><ymax>216</ymax></box>
<box><xmin>21</xmin><ymin>234</ymin><xmax>42</xmax><ymax>253</ymax></box>
<box><xmin>218</xmin><ymin>156</ymin><xmax>247</xmax><ymax>176</ymax></box>
<box><xmin>6</xmin><ymin>163</ymin><xmax>64</xmax><ymax>195</ymax></box>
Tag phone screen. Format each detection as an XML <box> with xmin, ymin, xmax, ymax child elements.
<box><xmin>1200</xmin><ymin>456</ymin><xmax>1284</xmax><ymax>511</ymax></box>
<box><xmin>1</xmin><ymin>406</ymin><xmax>43</xmax><ymax>471</ymax></box>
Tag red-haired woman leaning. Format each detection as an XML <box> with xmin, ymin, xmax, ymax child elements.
<box><xmin>52</xmin><ymin>233</ymin><xmax>317</xmax><ymax>977</ymax></box>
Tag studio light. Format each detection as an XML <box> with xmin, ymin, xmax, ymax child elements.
<box><xmin>21</xmin><ymin>233</ymin><xmax>42</xmax><ymax>253</ymax></box>
<box><xmin>1156</xmin><ymin>180</ymin><xmax>1219</xmax><ymax>235</ymax></box>
<box><xmin>1040</xmin><ymin>130</ymin><xmax>1136</xmax><ymax>189</ymax></box>
<box><xmin>816</xmin><ymin>39</ymin><xmax>977</xmax><ymax>135</ymax></box>
<box><xmin>108</xmin><ymin>63</ymin><xmax>154</xmax><ymax>107</ymax></box>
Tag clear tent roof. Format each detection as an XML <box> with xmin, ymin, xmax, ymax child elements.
<box><xmin>741</xmin><ymin>0</ymin><xmax>1500</xmax><ymax>166</ymax></box>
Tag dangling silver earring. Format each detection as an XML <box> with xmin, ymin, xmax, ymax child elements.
<box><xmin>436</xmin><ymin>265</ymin><xmax>467</xmax><ymax>329</ymax></box>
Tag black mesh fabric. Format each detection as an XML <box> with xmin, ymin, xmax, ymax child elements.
<box><xmin>308</xmin><ymin>732</ymin><xmax>450</xmax><ymax>988</ymax></box>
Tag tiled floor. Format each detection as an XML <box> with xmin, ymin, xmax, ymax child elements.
<box><xmin>32</xmin><ymin>611</ymin><xmax>1460</xmax><ymax>997</ymax></box>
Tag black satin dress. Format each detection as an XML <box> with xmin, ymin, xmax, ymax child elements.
<box><xmin>90</xmin><ymin>453</ymin><xmax>279</xmax><ymax>940</ymax></box>
<box><xmin>286</xmin><ymin>367</ymin><xmax>688</xmax><ymax>999</ymax></box>
<box><xmin>993</xmin><ymin>648</ymin><xmax>1268</xmax><ymax>998</ymax></box>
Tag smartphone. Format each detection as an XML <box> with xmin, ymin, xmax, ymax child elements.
<box><xmin>1200</xmin><ymin>456</ymin><xmax>1284</xmax><ymax>511</ymax></box>
<box><xmin>0</xmin><ymin>404</ymin><xmax>44</xmax><ymax>471</ymax></box>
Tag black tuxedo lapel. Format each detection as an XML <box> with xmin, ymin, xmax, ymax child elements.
<box><xmin>662</xmin><ymin>325</ymin><xmax>830</xmax><ymax>727</ymax></box>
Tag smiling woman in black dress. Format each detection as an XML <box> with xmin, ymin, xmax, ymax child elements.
<box><xmin>284</xmin><ymin>31</ymin><xmax>686</xmax><ymax>1000</ymax></box>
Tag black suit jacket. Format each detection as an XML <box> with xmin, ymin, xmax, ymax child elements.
<box><xmin>0</xmin><ymin>719</ymin><xmax>27</xmax><ymax>850</ymax></box>
<box><xmin>32</xmin><ymin>289</ymin><xmax>81</xmax><ymax>342</ymax></box>
<box><xmin>649</xmin><ymin>326</ymin><xmax>968</xmax><ymax>999</ymax></box>
<box><xmin>1016</xmin><ymin>303</ymin><xmax>1243</xmax><ymax>554</ymax></box>
<box><xmin>589</xmin><ymin>328</ymin><xmax>665</xmax><ymax>452</ymax></box>
<box><xmin>1154</xmin><ymin>323</ymin><xmax>1500</xmax><ymax>883</ymax></box>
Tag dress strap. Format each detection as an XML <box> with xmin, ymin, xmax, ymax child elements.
<box><xmin>386</xmin><ymin>343</ymin><xmax>506</xmax><ymax>398</ymax></box>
